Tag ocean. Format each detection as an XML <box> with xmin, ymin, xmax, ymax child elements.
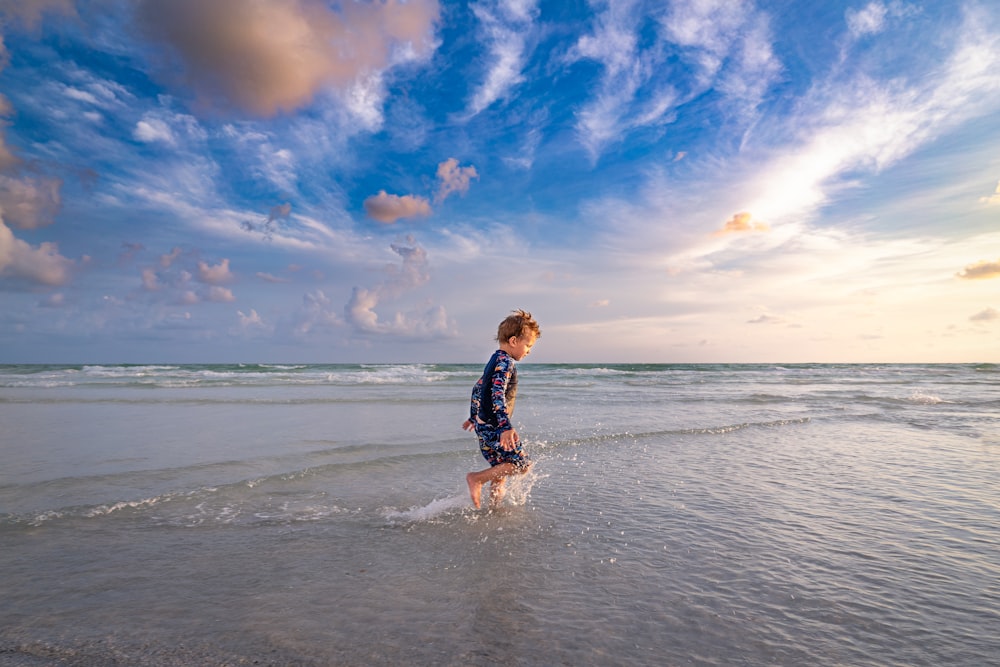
<box><xmin>1</xmin><ymin>362</ymin><xmax>998</xmax><ymax>666</ymax></box>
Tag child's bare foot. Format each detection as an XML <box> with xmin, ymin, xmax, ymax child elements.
<box><xmin>466</xmin><ymin>473</ymin><xmax>482</xmax><ymax>509</ymax></box>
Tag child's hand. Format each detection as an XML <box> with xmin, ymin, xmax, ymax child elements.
<box><xmin>462</xmin><ymin>419</ymin><xmax>475</xmax><ymax>432</ymax></box>
<box><xmin>499</xmin><ymin>428</ymin><xmax>519</xmax><ymax>451</ymax></box>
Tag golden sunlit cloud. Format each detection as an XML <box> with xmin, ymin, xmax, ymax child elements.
<box><xmin>714</xmin><ymin>211</ymin><xmax>769</xmax><ymax>236</ymax></box>
<box><xmin>956</xmin><ymin>259</ymin><xmax>1000</xmax><ymax>280</ymax></box>
<box><xmin>979</xmin><ymin>180</ymin><xmax>1000</xmax><ymax>205</ymax></box>
<box><xmin>363</xmin><ymin>191</ymin><xmax>432</xmax><ymax>224</ymax></box>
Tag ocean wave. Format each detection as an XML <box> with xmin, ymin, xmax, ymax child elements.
<box><xmin>0</xmin><ymin>363</ymin><xmax>466</xmax><ymax>389</ymax></box>
<box><xmin>0</xmin><ymin>482</ymin><xmax>351</xmax><ymax>530</ymax></box>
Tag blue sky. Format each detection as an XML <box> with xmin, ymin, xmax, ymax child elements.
<box><xmin>1</xmin><ymin>0</ymin><xmax>998</xmax><ymax>363</ymax></box>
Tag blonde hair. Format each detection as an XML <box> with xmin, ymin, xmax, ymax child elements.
<box><xmin>496</xmin><ymin>309</ymin><xmax>541</xmax><ymax>343</ymax></box>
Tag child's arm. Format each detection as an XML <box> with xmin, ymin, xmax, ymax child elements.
<box><xmin>490</xmin><ymin>355</ymin><xmax>519</xmax><ymax>449</ymax></box>
<box><xmin>462</xmin><ymin>377</ymin><xmax>483</xmax><ymax>431</ymax></box>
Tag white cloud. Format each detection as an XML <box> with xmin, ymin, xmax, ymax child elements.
<box><xmin>467</xmin><ymin>0</ymin><xmax>540</xmax><ymax>115</ymax></box>
<box><xmin>569</xmin><ymin>0</ymin><xmax>780</xmax><ymax>158</ymax></box>
<box><xmin>846</xmin><ymin>2</ymin><xmax>889</xmax><ymax>38</ymax></box>
<box><xmin>134</xmin><ymin>118</ymin><xmax>175</xmax><ymax>144</ymax></box>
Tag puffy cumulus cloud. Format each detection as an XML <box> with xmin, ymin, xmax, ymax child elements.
<box><xmin>0</xmin><ymin>174</ymin><xmax>63</xmax><ymax>229</ymax></box>
<box><xmin>970</xmin><ymin>307</ymin><xmax>998</xmax><ymax>322</ymax></box>
<box><xmin>366</xmin><ymin>158</ymin><xmax>478</xmax><ymax>222</ymax></box>
<box><xmin>137</xmin><ymin>247</ymin><xmax>238</xmax><ymax>303</ymax></box>
<box><xmin>956</xmin><ymin>259</ymin><xmax>1000</xmax><ymax>280</ymax></box>
<box><xmin>135</xmin><ymin>0</ymin><xmax>441</xmax><ymax>117</ymax></box>
<box><xmin>434</xmin><ymin>158</ymin><xmax>479</xmax><ymax>203</ymax></box>
<box><xmin>342</xmin><ymin>237</ymin><xmax>454</xmax><ymax>338</ymax></box>
<box><xmin>714</xmin><ymin>211</ymin><xmax>769</xmax><ymax>236</ymax></box>
<box><xmin>205</xmin><ymin>285</ymin><xmax>235</xmax><ymax>303</ymax></box>
<box><xmin>291</xmin><ymin>289</ymin><xmax>343</xmax><ymax>335</ymax></box>
<box><xmin>197</xmin><ymin>258</ymin><xmax>234</xmax><ymax>284</ymax></box>
<box><xmin>237</xmin><ymin>308</ymin><xmax>265</xmax><ymax>329</ymax></box>
<box><xmin>364</xmin><ymin>190</ymin><xmax>431</xmax><ymax>223</ymax></box>
<box><xmin>0</xmin><ymin>219</ymin><xmax>73</xmax><ymax>285</ymax></box>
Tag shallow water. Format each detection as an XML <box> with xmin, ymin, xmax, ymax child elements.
<box><xmin>1</xmin><ymin>363</ymin><xmax>998</xmax><ymax>665</ymax></box>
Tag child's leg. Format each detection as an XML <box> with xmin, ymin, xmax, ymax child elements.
<box><xmin>466</xmin><ymin>463</ymin><xmax>517</xmax><ymax>508</ymax></box>
<box><xmin>489</xmin><ymin>476</ymin><xmax>507</xmax><ymax>505</ymax></box>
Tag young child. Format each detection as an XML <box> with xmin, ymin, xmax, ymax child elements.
<box><xmin>463</xmin><ymin>309</ymin><xmax>541</xmax><ymax>508</ymax></box>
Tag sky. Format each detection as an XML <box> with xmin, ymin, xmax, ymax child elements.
<box><xmin>0</xmin><ymin>0</ymin><xmax>998</xmax><ymax>364</ymax></box>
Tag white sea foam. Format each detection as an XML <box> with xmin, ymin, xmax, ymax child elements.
<box><xmin>383</xmin><ymin>494</ymin><xmax>469</xmax><ymax>523</ymax></box>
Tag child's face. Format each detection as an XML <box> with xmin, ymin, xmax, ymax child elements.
<box><xmin>505</xmin><ymin>333</ymin><xmax>537</xmax><ymax>361</ymax></box>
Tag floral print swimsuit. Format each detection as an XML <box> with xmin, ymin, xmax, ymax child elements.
<box><xmin>469</xmin><ymin>349</ymin><xmax>530</xmax><ymax>469</ymax></box>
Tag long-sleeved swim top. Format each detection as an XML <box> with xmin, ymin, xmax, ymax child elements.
<box><xmin>469</xmin><ymin>349</ymin><xmax>518</xmax><ymax>431</ymax></box>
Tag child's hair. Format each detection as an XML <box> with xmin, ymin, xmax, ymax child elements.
<box><xmin>496</xmin><ymin>309</ymin><xmax>541</xmax><ymax>343</ymax></box>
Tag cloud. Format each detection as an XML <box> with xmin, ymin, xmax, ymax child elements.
<box><xmin>133</xmin><ymin>117</ymin><xmax>175</xmax><ymax>144</ymax></box>
<box><xmin>0</xmin><ymin>174</ymin><xmax>63</xmax><ymax>230</ymax></box>
<box><xmin>342</xmin><ymin>237</ymin><xmax>454</xmax><ymax>338</ymax></box>
<box><xmin>242</xmin><ymin>202</ymin><xmax>293</xmax><ymax>241</ymax></box>
<box><xmin>364</xmin><ymin>190</ymin><xmax>432</xmax><ymax>223</ymax></box>
<box><xmin>747</xmin><ymin>314</ymin><xmax>784</xmax><ymax>324</ymax></box>
<box><xmin>980</xmin><ymin>180</ymin><xmax>1000</xmax><ymax>205</ymax></box>
<box><xmin>956</xmin><ymin>259</ymin><xmax>1000</xmax><ymax>280</ymax></box>
<box><xmin>466</xmin><ymin>0</ymin><xmax>539</xmax><ymax>115</ymax></box>
<box><xmin>237</xmin><ymin>308</ymin><xmax>267</xmax><ymax>332</ymax></box>
<box><xmin>196</xmin><ymin>258</ymin><xmax>234</xmax><ymax>284</ymax></box>
<box><xmin>569</xmin><ymin>0</ymin><xmax>780</xmax><ymax>158</ymax></box>
<box><xmin>714</xmin><ymin>211</ymin><xmax>769</xmax><ymax>236</ymax></box>
<box><xmin>135</xmin><ymin>0</ymin><xmax>441</xmax><ymax>117</ymax></box>
<box><xmin>290</xmin><ymin>289</ymin><xmax>342</xmax><ymax>335</ymax></box>
<box><xmin>846</xmin><ymin>1</ymin><xmax>889</xmax><ymax>38</ymax></box>
<box><xmin>0</xmin><ymin>219</ymin><xmax>73</xmax><ymax>286</ymax></box>
<box><xmin>138</xmin><ymin>248</ymin><xmax>237</xmax><ymax>303</ymax></box>
<box><xmin>160</xmin><ymin>246</ymin><xmax>182</xmax><ymax>268</ymax></box>
<box><xmin>0</xmin><ymin>0</ymin><xmax>76</xmax><ymax>30</ymax></box>
<box><xmin>204</xmin><ymin>285</ymin><xmax>235</xmax><ymax>303</ymax></box>
<box><xmin>365</xmin><ymin>159</ymin><xmax>478</xmax><ymax>222</ymax></box>
<box><xmin>970</xmin><ymin>307</ymin><xmax>998</xmax><ymax>322</ymax></box>
<box><xmin>256</xmin><ymin>272</ymin><xmax>290</xmax><ymax>284</ymax></box>
<box><xmin>845</xmin><ymin>1</ymin><xmax>916</xmax><ymax>40</ymax></box>
<box><xmin>434</xmin><ymin>158</ymin><xmax>479</xmax><ymax>203</ymax></box>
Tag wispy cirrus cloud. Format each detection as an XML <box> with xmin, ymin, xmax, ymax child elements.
<box><xmin>466</xmin><ymin>0</ymin><xmax>539</xmax><ymax>116</ymax></box>
<box><xmin>569</xmin><ymin>0</ymin><xmax>780</xmax><ymax>159</ymax></box>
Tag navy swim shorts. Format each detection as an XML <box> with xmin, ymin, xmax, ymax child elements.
<box><xmin>475</xmin><ymin>423</ymin><xmax>530</xmax><ymax>470</ymax></box>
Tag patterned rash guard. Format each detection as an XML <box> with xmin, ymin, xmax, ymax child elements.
<box><xmin>469</xmin><ymin>349</ymin><xmax>518</xmax><ymax>432</ymax></box>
